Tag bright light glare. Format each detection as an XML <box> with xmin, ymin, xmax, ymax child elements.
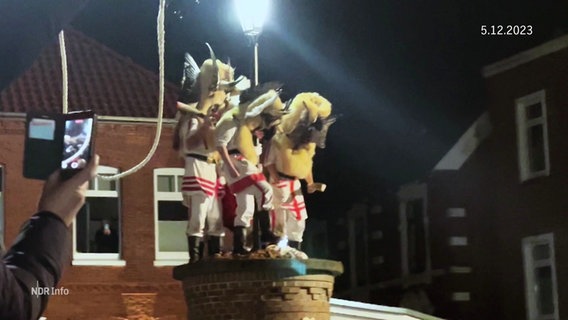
<box><xmin>234</xmin><ymin>0</ymin><xmax>271</xmax><ymax>36</ymax></box>
<box><xmin>277</xmin><ymin>236</ymin><xmax>288</xmax><ymax>249</ymax></box>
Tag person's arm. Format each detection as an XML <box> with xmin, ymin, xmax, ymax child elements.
<box><xmin>216</xmin><ymin>120</ymin><xmax>240</xmax><ymax>178</ymax></box>
<box><xmin>0</xmin><ymin>155</ymin><xmax>98</xmax><ymax>319</ymax></box>
<box><xmin>305</xmin><ymin>171</ymin><xmax>326</xmax><ymax>194</ymax></box>
<box><xmin>264</xmin><ymin>144</ymin><xmax>280</xmax><ymax>184</ymax></box>
<box><xmin>1</xmin><ymin>211</ymin><xmax>70</xmax><ymax>319</ymax></box>
<box><xmin>185</xmin><ymin>117</ymin><xmax>214</xmax><ymax>150</ymax></box>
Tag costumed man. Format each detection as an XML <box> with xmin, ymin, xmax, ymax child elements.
<box><xmin>173</xmin><ymin>44</ymin><xmax>249</xmax><ymax>263</ymax></box>
<box><xmin>265</xmin><ymin>92</ymin><xmax>336</xmax><ymax>251</ymax></box>
<box><xmin>216</xmin><ymin>83</ymin><xmax>286</xmax><ymax>255</ymax></box>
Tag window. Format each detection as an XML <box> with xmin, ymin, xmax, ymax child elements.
<box><xmin>347</xmin><ymin>202</ymin><xmax>370</xmax><ymax>289</ymax></box>
<box><xmin>516</xmin><ymin>90</ymin><xmax>550</xmax><ymax>181</ymax></box>
<box><xmin>154</xmin><ymin>168</ymin><xmax>187</xmax><ymax>265</ymax></box>
<box><xmin>523</xmin><ymin>233</ymin><xmax>559</xmax><ymax>320</ymax></box>
<box><xmin>0</xmin><ymin>165</ymin><xmax>4</xmax><ymax>253</ymax></box>
<box><xmin>398</xmin><ymin>183</ymin><xmax>430</xmax><ymax>279</ymax></box>
<box><xmin>72</xmin><ymin>166</ymin><xmax>124</xmax><ymax>266</ymax></box>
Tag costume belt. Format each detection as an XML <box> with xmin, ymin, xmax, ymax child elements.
<box><xmin>186</xmin><ymin>153</ymin><xmax>209</xmax><ymax>162</ymax></box>
<box><xmin>228</xmin><ymin>149</ymin><xmax>241</xmax><ymax>155</ymax></box>
<box><xmin>277</xmin><ymin>171</ymin><xmax>297</xmax><ymax>180</ymax></box>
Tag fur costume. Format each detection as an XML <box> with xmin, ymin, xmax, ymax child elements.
<box><xmin>173</xmin><ymin>44</ymin><xmax>249</xmax><ymax>262</ymax></box>
<box><xmin>215</xmin><ymin>84</ymin><xmax>286</xmax><ymax>254</ymax></box>
<box><xmin>265</xmin><ymin>92</ymin><xmax>336</xmax><ymax>247</ymax></box>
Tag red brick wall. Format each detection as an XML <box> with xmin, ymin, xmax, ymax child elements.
<box><xmin>425</xmin><ymin>46</ymin><xmax>568</xmax><ymax>319</ymax></box>
<box><xmin>0</xmin><ymin>117</ymin><xmax>187</xmax><ymax>319</ymax></box>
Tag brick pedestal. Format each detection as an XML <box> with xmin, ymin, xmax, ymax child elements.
<box><xmin>173</xmin><ymin>259</ymin><xmax>343</xmax><ymax>320</ymax></box>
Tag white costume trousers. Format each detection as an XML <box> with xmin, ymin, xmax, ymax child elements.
<box><xmin>223</xmin><ymin>155</ymin><xmax>273</xmax><ymax>228</ymax></box>
<box><xmin>271</xmin><ymin>178</ymin><xmax>307</xmax><ymax>242</ymax></box>
<box><xmin>183</xmin><ymin>157</ymin><xmax>224</xmax><ymax>237</ymax></box>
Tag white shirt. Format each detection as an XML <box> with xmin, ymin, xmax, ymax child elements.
<box><xmin>215</xmin><ymin>117</ymin><xmax>239</xmax><ymax>150</ymax></box>
<box><xmin>181</xmin><ymin>117</ymin><xmax>210</xmax><ymax>154</ymax></box>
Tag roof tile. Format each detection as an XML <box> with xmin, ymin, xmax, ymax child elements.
<box><xmin>0</xmin><ymin>28</ymin><xmax>179</xmax><ymax>118</ymax></box>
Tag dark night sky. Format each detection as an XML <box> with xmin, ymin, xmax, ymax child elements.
<box><xmin>69</xmin><ymin>0</ymin><xmax>568</xmax><ymax>213</ymax></box>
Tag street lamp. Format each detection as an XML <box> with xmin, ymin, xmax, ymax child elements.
<box><xmin>234</xmin><ymin>0</ymin><xmax>271</xmax><ymax>86</ymax></box>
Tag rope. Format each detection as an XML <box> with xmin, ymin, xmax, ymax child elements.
<box><xmin>58</xmin><ymin>0</ymin><xmax>168</xmax><ymax>181</ymax></box>
<box><xmin>58</xmin><ymin>31</ymin><xmax>68</xmax><ymax>114</ymax></box>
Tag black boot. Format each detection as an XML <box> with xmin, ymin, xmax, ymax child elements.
<box><xmin>233</xmin><ymin>226</ymin><xmax>249</xmax><ymax>255</ymax></box>
<box><xmin>258</xmin><ymin>210</ymin><xmax>280</xmax><ymax>246</ymax></box>
<box><xmin>198</xmin><ymin>239</ymin><xmax>205</xmax><ymax>260</ymax></box>
<box><xmin>288</xmin><ymin>240</ymin><xmax>301</xmax><ymax>250</ymax></box>
<box><xmin>251</xmin><ymin>212</ymin><xmax>261</xmax><ymax>251</ymax></box>
<box><xmin>187</xmin><ymin>236</ymin><xmax>202</xmax><ymax>263</ymax></box>
<box><xmin>207</xmin><ymin>236</ymin><xmax>222</xmax><ymax>257</ymax></box>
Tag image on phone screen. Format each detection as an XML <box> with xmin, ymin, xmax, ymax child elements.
<box><xmin>61</xmin><ymin>118</ymin><xmax>93</xmax><ymax>170</ymax></box>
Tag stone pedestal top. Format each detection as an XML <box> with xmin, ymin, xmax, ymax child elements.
<box><xmin>173</xmin><ymin>258</ymin><xmax>344</xmax><ymax>280</ymax></box>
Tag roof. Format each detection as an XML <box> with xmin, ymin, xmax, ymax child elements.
<box><xmin>433</xmin><ymin>112</ymin><xmax>491</xmax><ymax>171</ymax></box>
<box><xmin>482</xmin><ymin>33</ymin><xmax>568</xmax><ymax>78</ymax></box>
<box><xmin>0</xmin><ymin>28</ymin><xmax>179</xmax><ymax>118</ymax></box>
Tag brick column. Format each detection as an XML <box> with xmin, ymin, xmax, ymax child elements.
<box><xmin>173</xmin><ymin>259</ymin><xmax>343</xmax><ymax>320</ymax></box>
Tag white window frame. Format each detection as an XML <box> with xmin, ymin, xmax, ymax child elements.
<box><xmin>153</xmin><ymin>168</ymin><xmax>187</xmax><ymax>266</ymax></box>
<box><xmin>398</xmin><ymin>182</ymin><xmax>431</xmax><ymax>282</ymax></box>
<box><xmin>72</xmin><ymin>165</ymin><xmax>125</xmax><ymax>266</ymax></box>
<box><xmin>522</xmin><ymin>233</ymin><xmax>559</xmax><ymax>320</ymax></box>
<box><xmin>347</xmin><ymin>203</ymin><xmax>369</xmax><ymax>290</ymax></box>
<box><xmin>515</xmin><ymin>90</ymin><xmax>550</xmax><ymax>181</ymax></box>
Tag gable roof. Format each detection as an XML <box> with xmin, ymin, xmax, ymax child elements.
<box><xmin>433</xmin><ymin>112</ymin><xmax>491</xmax><ymax>171</ymax></box>
<box><xmin>0</xmin><ymin>28</ymin><xmax>179</xmax><ymax>118</ymax></box>
<box><xmin>482</xmin><ymin>33</ymin><xmax>568</xmax><ymax>78</ymax></box>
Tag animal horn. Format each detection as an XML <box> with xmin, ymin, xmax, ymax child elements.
<box><xmin>220</xmin><ymin>75</ymin><xmax>244</xmax><ymax>88</ymax></box>
<box><xmin>245</xmin><ymin>94</ymin><xmax>278</xmax><ymax>119</ymax></box>
<box><xmin>206</xmin><ymin>42</ymin><xmax>219</xmax><ymax>91</ymax></box>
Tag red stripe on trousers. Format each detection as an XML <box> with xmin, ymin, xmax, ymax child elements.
<box><xmin>182</xmin><ymin>182</ymin><xmax>215</xmax><ymax>193</ymax></box>
<box><xmin>182</xmin><ymin>186</ymin><xmax>214</xmax><ymax>196</ymax></box>
<box><xmin>289</xmin><ymin>180</ymin><xmax>303</xmax><ymax>220</ymax></box>
<box><xmin>183</xmin><ymin>176</ymin><xmax>215</xmax><ymax>188</ymax></box>
<box><xmin>229</xmin><ymin>173</ymin><xmax>266</xmax><ymax>194</ymax></box>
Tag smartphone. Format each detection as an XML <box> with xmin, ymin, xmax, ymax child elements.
<box><xmin>60</xmin><ymin>111</ymin><xmax>96</xmax><ymax>178</ymax></box>
<box><xmin>23</xmin><ymin>110</ymin><xmax>96</xmax><ymax>180</ymax></box>
<box><xmin>23</xmin><ymin>113</ymin><xmax>63</xmax><ymax>180</ymax></box>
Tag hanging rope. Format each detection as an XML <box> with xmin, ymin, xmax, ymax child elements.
<box><xmin>58</xmin><ymin>31</ymin><xmax>69</xmax><ymax>114</ymax></box>
<box><xmin>58</xmin><ymin>0</ymin><xmax>168</xmax><ymax>181</ymax></box>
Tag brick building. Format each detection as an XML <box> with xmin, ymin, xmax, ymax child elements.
<box><xmin>0</xmin><ymin>29</ymin><xmax>188</xmax><ymax>319</ymax></box>
<box><xmin>390</xmin><ymin>34</ymin><xmax>568</xmax><ymax>319</ymax></box>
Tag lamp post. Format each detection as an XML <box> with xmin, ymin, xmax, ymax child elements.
<box><xmin>234</xmin><ymin>0</ymin><xmax>271</xmax><ymax>86</ymax></box>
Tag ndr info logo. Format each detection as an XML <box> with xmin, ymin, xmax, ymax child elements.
<box><xmin>31</xmin><ymin>281</ymin><xmax>70</xmax><ymax>298</ymax></box>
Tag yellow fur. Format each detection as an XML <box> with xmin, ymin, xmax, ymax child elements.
<box><xmin>272</xmin><ymin>92</ymin><xmax>332</xmax><ymax>179</ymax></box>
<box><xmin>197</xmin><ymin>59</ymin><xmax>234</xmax><ymax>115</ymax></box>
<box><xmin>217</xmin><ymin>90</ymin><xmax>284</xmax><ymax>165</ymax></box>
<box><xmin>280</xmin><ymin>92</ymin><xmax>331</xmax><ymax>134</ymax></box>
<box><xmin>272</xmin><ymin>134</ymin><xmax>316</xmax><ymax>179</ymax></box>
<box><xmin>235</xmin><ymin>126</ymin><xmax>258</xmax><ymax>164</ymax></box>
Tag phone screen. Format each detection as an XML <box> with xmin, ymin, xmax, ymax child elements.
<box><xmin>61</xmin><ymin>118</ymin><xmax>93</xmax><ymax>170</ymax></box>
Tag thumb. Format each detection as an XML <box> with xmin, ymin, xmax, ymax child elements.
<box><xmin>43</xmin><ymin>169</ymin><xmax>61</xmax><ymax>191</ymax></box>
<box><xmin>68</xmin><ymin>154</ymin><xmax>100</xmax><ymax>187</ymax></box>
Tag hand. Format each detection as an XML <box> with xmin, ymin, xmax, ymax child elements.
<box><xmin>38</xmin><ymin>155</ymin><xmax>99</xmax><ymax>227</ymax></box>
<box><xmin>307</xmin><ymin>183</ymin><xmax>317</xmax><ymax>194</ymax></box>
<box><xmin>307</xmin><ymin>182</ymin><xmax>326</xmax><ymax>194</ymax></box>
<box><xmin>229</xmin><ymin>166</ymin><xmax>240</xmax><ymax>178</ymax></box>
<box><xmin>269</xmin><ymin>174</ymin><xmax>280</xmax><ymax>184</ymax></box>
<box><xmin>203</xmin><ymin>115</ymin><xmax>216</xmax><ymax>129</ymax></box>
